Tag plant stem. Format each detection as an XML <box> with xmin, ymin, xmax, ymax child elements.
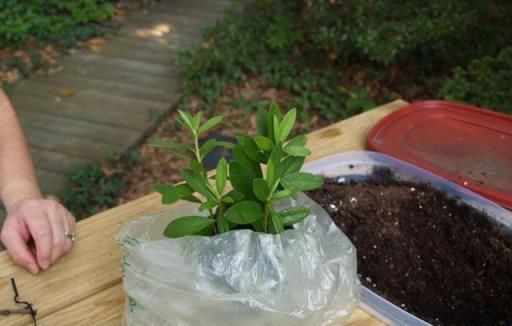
<box><xmin>263</xmin><ymin>201</ymin><xmax>273</xmax><ymax>233</ymax></box>
<box><xmin>193</xmin><ymin>132</ymin><xmax>202</xmax><ymax>163</ymax></box>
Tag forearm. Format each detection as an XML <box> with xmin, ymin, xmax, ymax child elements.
<box><xmin>0</xmin><ymin>91</ymin><xmax>41</xmax><ymax>210</ymax></box>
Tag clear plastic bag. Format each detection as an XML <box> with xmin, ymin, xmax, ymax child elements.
<box><xmin>117</xmin><ymin>193</ymin><xmax>359</xmax><ymax>326</ymax></box>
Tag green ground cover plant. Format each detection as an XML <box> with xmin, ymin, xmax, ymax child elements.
<box><xmin>440</xmin><ymin>47</ymin><xmax>512</xmax><ymax>114</ymax></box>
<box><xmin>0</xmin><ymin>0</ymin><xmax>114</xmax><ymax>50</ymax></box>
<box><xmin>63</xmin><ymin>151</ymin><xmax>140</xmax><ymax>219</ymax></box>
<box><xmin>151</xmin><ymin>104</ymin><xmax>323</xmax><ymax>237</ymax></box>
<box><xmin>180</xmin><ymin>0</ymin><xmax>512</xmax><ymax>119</ymax></box>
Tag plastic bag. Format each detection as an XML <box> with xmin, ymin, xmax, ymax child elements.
<box><xmin>117</xmin><ymin>193</ymin><xmax>359</xmax><ymax>326</ymax></box>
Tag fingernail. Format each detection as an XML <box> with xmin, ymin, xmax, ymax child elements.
<box><xmin>41</xmin><ymin>260</ymin><xmax>50</xmax><ymax>270</ymax></box>
<box><xmin>29</xmin><ymin>264</ymin><xmax>39</xmax><ymax>275</ymax></box>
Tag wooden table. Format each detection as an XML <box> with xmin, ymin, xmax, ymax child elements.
<box><xmin>0</xmin><ymin>100</ymin><xmax>408</xmax><ymax>325</ymax></box>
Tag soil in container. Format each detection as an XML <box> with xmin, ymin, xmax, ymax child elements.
<box><xmin>308</xmin><ymin>168</ymin><xmax>512</xmax><ymax>326</ymax></box>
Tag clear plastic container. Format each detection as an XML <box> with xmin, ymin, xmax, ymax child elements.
<box><xmin>302</xmin><ymin>151</ymin><xmax>512</xmax><ymax>326</ymax></box>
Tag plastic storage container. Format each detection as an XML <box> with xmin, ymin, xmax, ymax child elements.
<box><xmin>302</xmin><ymin>151</ymin><xmax>512</xmax><ymax>326</ymax></box>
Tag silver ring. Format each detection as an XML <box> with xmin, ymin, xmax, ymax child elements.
<box><xmin>65</xmin><ymin>231</ymin><xmax>76</xmax><ymax>243</ymax></box>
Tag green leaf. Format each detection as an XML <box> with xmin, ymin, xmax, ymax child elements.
<box><xmin>266</xmin><ymin>145</ymin><xmax>284</xmax><ymax>187</ymax></box>
<box><xmin>200</xmin><ymin>139</ymin><xmax>218</xmax><ymax>158</ymax></box>
<box><xmin>164</xmin><ymin>216</ymin><xmax>214</xmax><ymax>238</ymax></box>
<box><xmin>238</xmin><ymin>136</ymin><xmax>266</xmax><ymax>163</ymax></box>
<box><xmin>267</xmin><ymin>103</ymin><xmax>281</xmax><ymax>142</ymax></box>
<box><xmin>278</xmin><ymin>207</ymin><xmax>310</xmax><ymax>226</ymax></box>
<box><xmin>192</xmin><ymin>112</ymin><xmax>201</xmax><ymax>131</ymax></box>
<box><xmin>225</xmin><ymin>190</ymin><xmax>245</xmax><ymax>201</ymax></box>
<box><xmin>152</xmin><ymin>184</ymin><xmax>194</xmax><ymax>204</ymax></box>
<box><xmin>281</xmin><ymin>172</ymin><xmax>324</xmax><ymax>191</ymax></box>
<box><xmin>256</xmin><ymin>107</ymin><xmax>268</xmax><ymax>137</ymax></box>
<box><xmin>149</xmin><ymin>140</ymin><xmax>189</xmax><ymax>158</ymax></box>
<box><xmin>221</xmin><ymin>195</ymin><xmax>235</xmax><ymax>204</ymax></box>
<box><xmin>283</xmin><ymin>145</ymin><xmax>311</xmax><ymax>157</ymax></box>
<box><xmin>272</xmin><ymin>115</ymin><xmax>281</xmax><ymax>144</ymax></box>
<box><xmin>215</xmin><ymin>157</ymin><xmax>227</xmax><ymax>194</ymax></box>
<box><xmin>216</xmin><ymin>141</ymin><xmax>235</xmax><ymax>149</ymax></box>
<box><xmin>286</xmin><ymin>135</ymin><xmax>307</xmax><ymax>147</ymax></box>
<box><xmin>149</xmin><ymin>139</ymin><xmax>186</xmax><ymax>152</ymax></box>
<box><xmin>199</xmin><ymin>200</ymin><xmax>218</xmax><ymax>211</ymax></box>
<box><xmin>272</xmin><ymin>189</ymin><xmax>293</xmax><ymax>200</ymax></box>
<box><xmin>280</xmin><ymin>156</ymin><xmax>304</xmax><ymax>176</ymax></box>
<box><xmin>252</xmin><ymin>178</ymin><xmax>269</xmax><ymax>201</ymax></box>
<box><xmin>217</xmin><ymin>214</ymin><xmax>230</xmax><ymax>234</ymax></box>
<box><xmin>190</xmin><ymin>160</ymin><xmax>206</xmax><ymax>177</ymax></box>
<box><xmin>182</xmin><ymin>195</ymin><xmax>202</xmax><ymax>203</ymax></box>
<box><xmin>153</xmin><ymin>184</ymin><xmax>180</xmax><ymax>204</ymax></box>
<box><xmin>178</xmin><ymin>110</ymin><xmax>195</xmax><ymax>133</ymax></box>
<box><xmin>229</xmin><ymin>161</ymin><xmax>258</xmax><ymax>198</ymax></box>
<box><xmin>269</xmin><ymin>102</ymin><xmax>282</xmax><ymax>119</ymax></box>
<box><xmin>255</xmin><ymin>135</ymin><xmax>274</xmax><ymax>151</ymax></box>
<box><xmin>180</xmin><ymin>169</ymin><xmax>216</xmax><ymax>201</ymax></box>
<box><xmin>224</xmin><ymin>200</ymin><xmax>263</xmax><ymax>224</ymax></box>
<box><xmin>270</xmin><ymin>210</ymin><xmax>284</xmax><ymax>234</ymax></box>
<box><xmin>279</xmin><ymin>108</ymin><xmax>296</xmax><ymax>142</ymax></box>
<box><xmin>199</xmin><ymin>116</ymin><xmax>223</xmax><ymax>134</ymax></box>
<box><xmin>152</xmin><ymin>184</ymin><xmax>173</xmax><ymax>194</ymax></box>
<box><xmin>232</xmin><ymin>145</ymin><xmax>262</xmax><ymax>177</ymax></box>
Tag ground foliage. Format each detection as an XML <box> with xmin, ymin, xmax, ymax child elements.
<box><xmin>180</xmin><ymin>0</ymin><xmax>512</xmax><ymax>119</ymax></box>
<box><xmin>63</xmin><ymin>151</ymin><xmax>140</xmax><ymax>219</ymax></box>
<box><xmin>0</xmin><ymin>0</ymin><xmax>154</xmax><ymax>88</ymax></box>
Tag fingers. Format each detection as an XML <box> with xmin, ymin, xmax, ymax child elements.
<box><xmin>24</xmin><ymin>211</ymin><xmax>53</xmax><ymax>270</ymax></box>
<box><xmin>0</xmin><ymin>220</ymin><xmax>39</xmax><ymax>275</ymax></box>
<box><xmin>48</xmin><ymin>211</ymin><xmax>65</xmax><ymax>264</ymax></box>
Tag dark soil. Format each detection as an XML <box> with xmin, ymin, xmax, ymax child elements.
<box><xmin>308</xmin><ymin>168</ymin><xmax>512</xmax><ymax>326</ymax></box>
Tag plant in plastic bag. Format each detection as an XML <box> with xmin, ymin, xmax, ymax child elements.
<box><xmin>117</xmin><ymin>103</ymin><xmax>359</xmax><ymax>325</ymax></box>
<box><xmin>150</xmin><ymin>103</ymin><xmax>324</xmax><ymax>237</ymax></box>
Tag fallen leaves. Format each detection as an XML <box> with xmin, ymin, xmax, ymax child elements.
<box><xmin>56</xmin><ymin>88</ymin><xmax>76</xmax><ymax>97</ymax></box>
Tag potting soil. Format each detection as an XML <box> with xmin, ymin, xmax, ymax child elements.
<box><xmin>308</xmin><ymin>169</ymin><xmax>512</xmax><ymax>326</ymax></box>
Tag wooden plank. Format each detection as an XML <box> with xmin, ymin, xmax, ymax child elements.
<box><xmin>94</xmin><ymin>42</ymin><xmax>178</xmax><ymax>66</ymax></box>
<box><xmin>11</xmin><ymin>93</ymin><xmax>151</xmax><ymax>131</ymax></box>
<box><xmin>0</xmin><ymin>100</ymin><xmax>408</xmax><ymax>326</ymax></box>
<box><xmin>17</xmin><ymin>110</ymin><xmax>141</xmax><ymax>147</ymax></box>
<box><xmin>15</xmin><ymin>81</ymin><xmax>170</xmax><ymax>116</ymax></box>
<box><xmin>103</xmin><ymin>33</ymin><xmax>182</xmax><ymax>51</ymax></box>
<box><xmin>26</xmin><ymin>71</ymin><xmax>179</xmax><ymax>104</ymax></box>
<box><xmin>62</xmin><ymin>52</ymin><xmax>179</xmax><ymax>78</ymax></box>
<box><xmin>24</xmin><ymin>127</ymin><xmax>119</xmax><ymax>161</ymax></box>
<box><xmin>36</xmin><ymin>168</ymin><xmax>70</xmax><ymax>196</ymax></box>
<box><xmin>37</xmin><ymin>284</ymin><xmax>124</xmax><ymax>326</ymax></box>
<box><xmin>152</xmin><ymin>0</ymin><xmax>230</xmax><ymax>15</ymax></box>
<box><xmin>31</xmin><ymin>147</ymin><xmax>93</xmax><ymax>174</ymax></box>
<box><xmin>56</xmin><ymin>62</ymin><xmax>181</xmax><ymax>93</ymax></box>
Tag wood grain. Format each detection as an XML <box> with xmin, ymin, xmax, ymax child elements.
<box><xmin>0</xmin><ymin>100</ymin><xmax>408</xmax><ymax>325</ymax></box>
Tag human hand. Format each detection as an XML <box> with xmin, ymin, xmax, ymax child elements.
<box><xmin>1</xmin><ymin>198</ymin><xmax>76</xmax><ymax>274</ymax></box>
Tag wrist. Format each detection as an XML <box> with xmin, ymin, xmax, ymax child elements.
<box><xmin>1</xmin><ymin>179</ymin><xmax>42</xmax><ymax>212</ymax></box>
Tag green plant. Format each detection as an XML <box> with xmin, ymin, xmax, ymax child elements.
<box><xmin>180</xmin><ymin>0</ymin><xmax>512</xmax><ymax>121</ymax></box>
<box><xmin>439</xmin><ymin>47</ymin><xmax>512</xmax><ymax>114</ymax></box>
<box><xmin>64</xmin><ymin>150</ymin><xmax>140</xmax><ymax>219</ymax></box>
<box><xmin>151</xmin><ymin>104</ymin><xmax>323</xmax><ymax>238</ymax></box>
<box><xmin>0</xmin><ymin>1</ymin><xmax>115</xmax><ymax>50</ymax></box>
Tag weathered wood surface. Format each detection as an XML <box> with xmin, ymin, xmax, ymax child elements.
<box><xmin>6</xmin><ymin>0</ymin><xmax>229</xmax><ymax>198</ymax></box>
<box><xmin>0</xmin><ymin>100</ymin><xmax>408</xmax><ymax>325</ymax></box>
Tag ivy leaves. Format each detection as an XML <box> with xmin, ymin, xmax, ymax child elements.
<box><xmin>151</xmin><ymin>104</ymin><xmax>323</xmax><ymax>238</ymax></box>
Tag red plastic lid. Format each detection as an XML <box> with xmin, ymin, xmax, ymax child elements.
<box><xmin>367</xmin><ymin>100</ymin><xmax>512</xmax><ymax>209</ymax></box>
